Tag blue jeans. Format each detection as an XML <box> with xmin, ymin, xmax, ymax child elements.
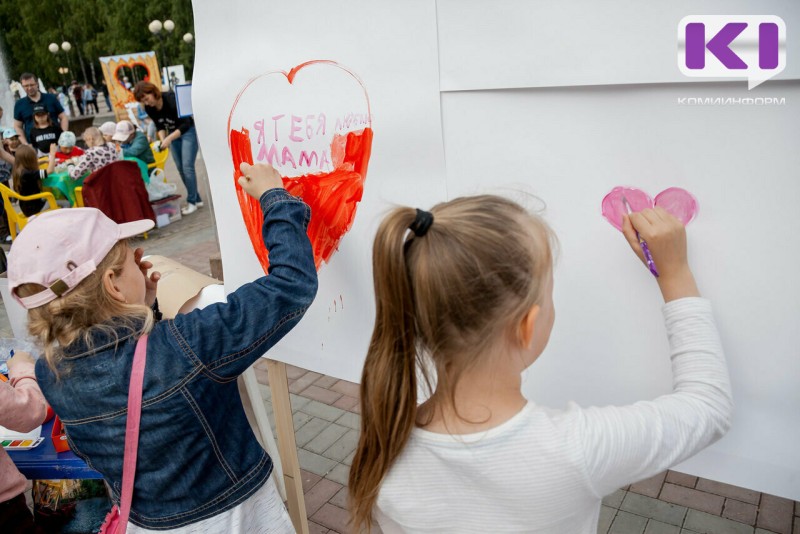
<box><xmin>170</xmin><ymin>126</ymin><xmax>201</xmax><ymax>204</ymax></box>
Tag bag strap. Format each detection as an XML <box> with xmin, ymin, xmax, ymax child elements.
<box><xmin>118</xmin><ymin>334</ymin><xmax>148</xmax><ymax>534</ymax></box>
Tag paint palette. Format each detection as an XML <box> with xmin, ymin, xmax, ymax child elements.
<box><xmin>2</xmin><ymin>437</ymin><xmax>44</xmax><ymax>451</ymax></box>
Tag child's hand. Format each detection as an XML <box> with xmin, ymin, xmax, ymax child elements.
<box><xmin>622</xmin><ymin>207</ymin><xmax>699</xmax><ymax>301</ymax></box>
<box><xmin>238</xmin><ymin>162</ymin><xmax>284</xmax><ymax>199</ymax></box>
<box><xmin>134</xmin><ymin>248</ymin><xmax>161</xmax><ymax>307</ymax></box>
<box><xmin>7</xmin><ymin>351</ymin><xmax>35</xmax><ymax>374</ymax></box>
<box><xmin>49</xmin><ymin>143</ymin><xmax>57</xmax><ymax>158</ymax></box>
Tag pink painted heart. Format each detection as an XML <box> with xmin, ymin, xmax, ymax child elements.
<box><xmin>602</xmin><ymin>186</ymin><xmax>698</xmax><ymax>231</ymax></box>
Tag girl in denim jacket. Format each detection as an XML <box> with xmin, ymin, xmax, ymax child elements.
<box><xmin>8</xmin><ymin>163</ymin><xmax>318</xmax><ymax>533</ymax></box>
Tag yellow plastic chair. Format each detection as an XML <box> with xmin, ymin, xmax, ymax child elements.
<box><xmin>0</xmin><ymin>183</ymin><xmax>59</xmax><ymax>240</ymax></box>
<box><xmin>147</xmin><ymin>143</ymin><xmax>169</xmax><ymax>174</ymax></box>
<box><xmin>74</xmin><ymin>186</ymin><xmax>84</xmax><ymax>207</ymax></box>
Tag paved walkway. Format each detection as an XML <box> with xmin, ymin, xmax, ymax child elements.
<box><xmin>2</xmin><ymin>127</ymin><xmax>797</xmax><ymax>533</ymax></box>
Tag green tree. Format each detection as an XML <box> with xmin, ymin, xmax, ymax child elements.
<box><xmin>0</xmin><ymin>0</ymin><xmax>194</xmax><ymax>89</ymax></box>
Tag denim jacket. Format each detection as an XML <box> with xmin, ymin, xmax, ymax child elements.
<box><xmin>36</xmin><ymin>189</ymin><xmax>318</xmax><ymax>529</ymax></box>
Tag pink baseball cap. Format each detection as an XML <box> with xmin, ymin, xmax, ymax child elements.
<box><xmin>112</xmin><ymin>120</ymin><xmax>136</xmax><ymax>142</ymax></box>
<box><xmin>7</xmin><ymin>208</ymin><xmax>154</xmax><ymax>309</ymax></box>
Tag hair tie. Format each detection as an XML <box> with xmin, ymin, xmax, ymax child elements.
<box><xmin>409</xmin><ymin>209</ymin><xmax>434</xmax><ymax>237</ymax></box>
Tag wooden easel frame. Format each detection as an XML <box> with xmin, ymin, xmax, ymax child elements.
<box><xmin>240</xmin><ymin>361</ymin><xmax>309</xmax><ymax>533</ymax></box>
<box><xmin>266</xmin><ymin>360</ymin><xmax>310</xmax><ymax>533</ymax></box>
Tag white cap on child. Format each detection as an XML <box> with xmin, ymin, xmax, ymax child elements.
<box><xmin>7</xmin><ymin>208</ymin><xmax>154</xmax><ymax>309</ymax></box>
<box><xmin>99</xmin><ymin>121</ymin><xmax>117</xmax><ymax>137</ymax></box>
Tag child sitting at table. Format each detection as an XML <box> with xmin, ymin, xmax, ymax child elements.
<box><xmin>0</xmin><ymin>143</ymin><xmax>56</xmax><ymax>217</ymax></box>
<box><xmin>54</xmin><ymin>131</ymin><xmax>84</xmax><ymax>165</ymax></box>
<box><xmin>0</xmin><ymin>350</ymin><xmax>48</xmax><ymax>533</ymax></box>
<box><xmin>99</xmin><ymin>121</ymin><xmax>117</xmax><ymax>144</ymax></box>
<box><xmin>69</xmin><ymin>127</ymin><xmax>120</xmax><ymax>180</ymax></box>
<box><xmin>29</xmin><ymin>104</ymin><xmax>62</xmax><ymax>156</ymax></box>
<box><xmin>113</xmin><ymin>120</ymin><xmax>155</xmax><ymax>165</ymax></box>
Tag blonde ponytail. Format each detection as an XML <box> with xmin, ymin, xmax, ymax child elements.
<box><xmin>350</xmin><ymin>195</ymin><xmax>555</xmax><ymax>531</ymax></box>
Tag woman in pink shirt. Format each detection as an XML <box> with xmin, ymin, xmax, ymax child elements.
<box><xmin>0</xmin><ymin>351</ymin><xmax>47</xmax><ymax>533</ymax></box>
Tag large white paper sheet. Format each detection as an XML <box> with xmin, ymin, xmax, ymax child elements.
<box><xmin>437</xmin><ymin>0</ymin><xmax>800</xmax><ymax>91</ymax></box>
<box><xmin>441</xmin><ymin>81</ymin><xmax>800</xmax><ymax>500</ymax></box>
<box><xmin>192</xmin><ymin>0</ymin><xmax>447</xmax><ymax>382</ymax></box>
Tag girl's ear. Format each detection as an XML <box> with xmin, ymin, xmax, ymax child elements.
<box><xmin>518</xmin><ymin>304</ymin><xmax>540</xmax><ymax>349</ymax></box>
<box><xmin>102</xmin><ymin>268</ymin><xmax>126</xmax><ymax>303</ymax></box>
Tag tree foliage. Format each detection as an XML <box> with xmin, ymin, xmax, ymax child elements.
<box><xmin>0</xmin><ymin>0</ymin><xmax>194</xmax><ymax>89</ymax></box>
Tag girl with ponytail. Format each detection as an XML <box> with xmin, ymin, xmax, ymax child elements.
<box><xmin>350</xmin><ymin>195</ymin><xmax>731</xmax><ymax>533</ymax></box>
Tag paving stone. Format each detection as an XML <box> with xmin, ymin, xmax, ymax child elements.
<box><xmin>325</xmin><ymin>462</ymin><xmax>351</xmax><ymax>485</ymax></box>
<box><xmin>603</xmin><ymin>489</ymin><xmax>627</xmax><ymax>509</ymax></box>
<box><xmin>598</xmin><ymin>505</ymin><xmax>616</xmax><ymax>533</ymax></box>
<box><xmin>757</xmin><ymin>494</ymin><xmax>794</xmax><ymax>534</ymax></box>
<box><xmin>297</xmin><ymin>448</ymin><xmax>337</xmax><ymax>477</ymax></box>
<box><xmin>307</xmin><ymin>424</ymin><xmax>350</xmax><ymax>455</ymax></box>
<box><xmin>290</xmin><ymin>393</ymin><xmax>311</xmax><ymax>411</ymax></box>
<box><xmin>314</xmin><ymin>375</ymin><xmax>339</xmax><ymax>389</ymax></box>
<box><xmin>666</xmin><ymin>471</ymin><xmax>698</xmax><ymax>488</ymax></box>
<box><xmin>311</xmin><ymin>503</ymin><xmax>350</xmax><ymax>533</ymax></box>
<box><xmin>286</xmin><ymin>364</ymin><xmax>309</xmax><ymax>380</ymax></box>
<box><xmin>350</xmin><ymin>401</ymin><xmax>362</xmax><ymax>414</ymax></box>
<box><xmin>253</xmin><ymin>365</ymin><xmax>270</xmax><ymax>386</ymax></box>
<box><xmin>343</xmin><ymin>451</ymin><xmax>355</xmax><ymax>467</ymax></box>
<box><xmin>301</xmin><ymin>400</ymin><xmax>347</xmax><ymax>422</ymax></box>
<box><xmin>300</xmin><ymin>469</ymin><xmax>322</xmax><ymax>494</ymax></box>
<box><xmin>292</xmin><ymin>411</ymin><xmax>313</xmax><ymax>430</ymax></box>
<box><xmin>289</xmin><ymin>371</ymin><xmax>323</xmax><ymax>394</ymax></box>
<box><xmin>696</xmin><ymin>479</ymin><xmax>761</xmax><ymax>505</ymax></box>
<box><xmin>295</xmin><ymin>417</ymin><xmax>332</xmax><ymax>448</ymax></box>
<box><xmin>645</xmin><ymin>520</ymin><xmax>681</xmax><ymax>534</ymax></box>
<box><xmin>621</xmin><ymin>492</ymin><xmax>687</xmax><ymax>526</ymax></box>
<box><xmin>660</xmin><ymin>483</ymin><xmax>724</xmax><ymax>515</ymax></box>
<box><xmin>723</xmin><ymin>499</ymin><xmax>758</xmax><ymax>525</ymax></box>
<box><xmin>301</xmin><ymin>385</ymin><xmax>344</xmax><ymax>404</ymax></box>
<box><xmin>336</xmin><ymin>411</ymin><xmax>361</xmax><ymax>430</ymax></box>
<box><xmin>304</xmin><ymin>478</ymin><xmax>343</xmax><ymax>516</ymax></box>
<box><xmin>324</xmin><ymin>429</ymin><xmax>360</xmax><ymax>463</ymax></box>
<box><xmin>331</xmin><ymin>380</ymin><xmax>360</xmax><ymax>397</ymax></box>
<box><xmin>755</xmin><ymin>529</ymin><xmax>781</xmax><ymax>534</ymax></box>
<box><xmin>332</xmin><ymin>395</ymin><xmax>360</xmax><ymax>412</ymax></box>
<box><xmin>683</xmin><ymin>509</ymin><xmax>755</xmax><ymax>534</ymax></box>
<box><xmin>330</xmin><ymin>486</ymin><xmax>349</xmax><ymax>509</ymax></box>
<box><xmin>630</xmin><ymin>472</ymin><xmax>668</xmax><ymax>498</ymax></box>
<box><xmin>609</xmin><ymin>510</ymin><xmax>648</xmax><ymax>534</ymax></box>
<box><xmin>258</xmin><ymin>383</ymin><xmax>272</xmax><ymax>400</ymax></box>
<box><xmin>308</xmin><ymin>520</ymin><xmax>330</xmax><ymax>534</ymax></box>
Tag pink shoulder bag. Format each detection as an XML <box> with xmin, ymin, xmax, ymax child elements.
<box><xmin>100</xmin><ymin>334</ymin><xmax>147</xmax><ymax>534</ymax></box>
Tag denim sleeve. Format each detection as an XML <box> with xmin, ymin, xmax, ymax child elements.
<box><xmin>167</xmin><ymin>188</ymin><xmax>318</xmax><ymax>379</ymax></box>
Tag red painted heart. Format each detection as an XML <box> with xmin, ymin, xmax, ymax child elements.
<box><xmin>228</xmin><ymin>61</ymin><xmax>373</xmax><ymax>272</ymax></box>
<box><xmin>602</xmin><ymin>186</ymin><xmax>698</xmax><ymax>231</ymax></box>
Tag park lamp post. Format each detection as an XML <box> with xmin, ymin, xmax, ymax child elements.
<box><xmin>48</xmin><ymin>41</ymin><xmax>72</xmax><ymax>88</ymax></box>
<box><xmin>149</xmin><ymin>19</ymin><xmax>175</xmax><ymax>88</ymax></box>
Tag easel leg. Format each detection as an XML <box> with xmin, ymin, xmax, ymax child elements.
<box><xmin>267</xmin><ymin>359</ymin><xmax>310</xmax><ymax>534</ymax></box>
<box><xmin>240</xmin><ymin>366</ymin><xmax>286</xmax><ymax>499</ymax></box>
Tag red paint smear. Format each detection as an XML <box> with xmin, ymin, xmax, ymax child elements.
<box><xmin>229</xmin><ymin>126</ymin><xmax>373</xmax><ymax>273</ymax></box>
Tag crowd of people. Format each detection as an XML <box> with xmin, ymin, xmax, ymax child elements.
<box><xmin>0</xmin><ymin>72</ymin><xmax>204</xmax><ymax>244</ymax></box>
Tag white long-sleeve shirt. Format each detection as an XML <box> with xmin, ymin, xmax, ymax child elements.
<box><xmin>376</xmin><ymin>298</ymin><xmax>732</xmax><ymax>533</ymax></box>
